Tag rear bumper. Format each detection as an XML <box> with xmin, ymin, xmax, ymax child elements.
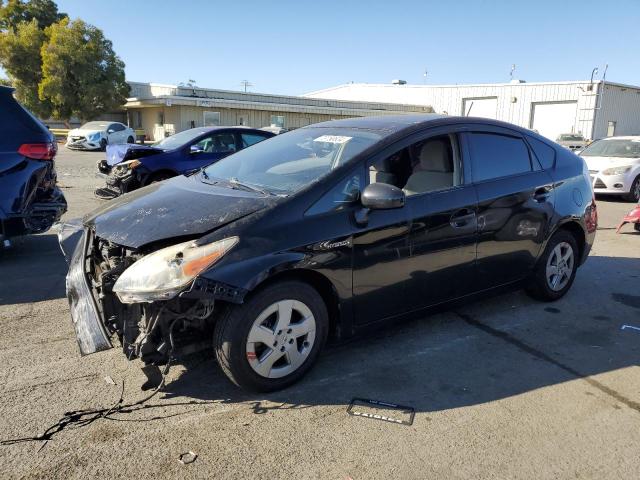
<box><xmin>59</xmin><ymin>222</ymin><xmax>113</xmax><ymax>355</ymax></box>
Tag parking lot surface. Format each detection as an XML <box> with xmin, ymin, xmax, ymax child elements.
<box><xmin>1</xmin><ymin>147</ymin><xmax>639</xmax><ymax>479</ymax></box>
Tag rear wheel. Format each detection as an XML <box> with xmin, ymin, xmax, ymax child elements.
<box><xmin>526</xmin><ymin>230</ymin><xmax>579</xmax><ymax>301</ymax></box>
<box><xmin>624</xmin><ymin>175</ymin><xmax>640</xmax><ymax>202</ymax></box>
<box><xmin>127</xmin><ymin>136</ymin><xmax>135</xmax><ymax>144</ymax></box>
<box><xmin>214</xmin><ymin>280</ymin><xmax>328</xmax><ymax>392</ymax></box>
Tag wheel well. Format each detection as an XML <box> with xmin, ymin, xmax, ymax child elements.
<box><xmin>146</xmin><ymin>169</ymin><xmax>176</xmax><ymax>183</ymax></box>
<box><xmin>556</xmin><ymin>222</ymin><xmax>586</xmax><ymax>260</ymax></box>
<box><xmin>252</xmin><ymin>269</ymin><xmax>340</xmax><ymax>338</ymax></box>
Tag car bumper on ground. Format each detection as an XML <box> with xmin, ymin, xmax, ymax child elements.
<box><xmin>589</xmin><ymin>171</ymin><xmax>632</xmax><ymax>195</ymax></box>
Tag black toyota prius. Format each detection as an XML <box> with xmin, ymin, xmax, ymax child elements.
<box><xmin>59</xmin><ymin>114</ymin><xmax>597</xmax><ymax>392</ymax></box>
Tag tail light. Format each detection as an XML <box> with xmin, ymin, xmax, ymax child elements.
<box><xmin>18</xmin><ymin>142</ymin><xmax>57</xmax><ymax>160</ymax></box>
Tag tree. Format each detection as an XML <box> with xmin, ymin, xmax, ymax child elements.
<box><xmin>0</xmin><ymin>77</ymin><xmax>11</xmax><ymax>86</ymax></box>
<box><xmin>0</xmin><ymin>18</ymin><xmax>52</xmax><ymax>116</ymax></box>
<box><xmin>39</xmin><ymin>18</ymin><xmax>129</xmax><ymax>121</ymax></box>
<box><xmin>0</xmin><ymin>0</ymin><xmax>66</xmax><ymax>32</ymax></box>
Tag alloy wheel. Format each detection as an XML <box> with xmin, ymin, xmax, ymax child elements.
<box><xmin>246</xmin><ymin>299</ymin><xmax>316</xmax><ymax>379</ymax></box>
<box><xmin>545</xmin><ymin>241</ymin><xmax>574</xmax><ymax>291</ymax></box>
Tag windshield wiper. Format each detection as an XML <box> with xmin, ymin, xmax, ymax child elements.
<box><xmin>228</xmin><ymin>177</ymin><xmax>274</xmax><ymax>196</ymax></box>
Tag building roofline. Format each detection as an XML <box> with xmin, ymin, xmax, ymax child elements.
<box><xmin>304</xmin><ymin>79</ymin><xmax>640</xmax><ymax>96</ymax></box>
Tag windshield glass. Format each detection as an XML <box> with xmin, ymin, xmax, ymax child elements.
<box><xmin>558</xmin><ymin>134</ymin><xmax>584</xmax><ymax>141</ymax></box>
<box><xmin>203</xmin><ymin>127</ymin><xmax>381</xmax><ymax>194</ymax></box>
<box><xmin>581</xmin><ymin>139</ymin><xmax>640</xmax><ymax>158</ymax></box>
<box><xmin>81</xmin><ymin>121</ymin><xmax>110</xmax><ymax>130</ymax></box>
<box><xmin>153</xmin><ymin>128</ymin><xmax>210</xmax><ymax>150</ymax></box>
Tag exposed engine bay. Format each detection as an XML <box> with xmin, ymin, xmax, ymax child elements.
<box><xmin>87</xmin><ymin>235</ymin><xmax>217</xmax><ymax>369</ymax></box>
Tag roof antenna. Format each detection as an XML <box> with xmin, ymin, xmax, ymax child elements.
<box><xmin>509</xmin><ymin>64</ymin><xmax>516</xmax><ymax>81</ymax></box>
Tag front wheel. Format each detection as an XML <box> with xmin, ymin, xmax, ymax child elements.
<box><xmin>99</xmin><ymin>138</ymin><xmax>107</xmax><ymax>151</ymax></box>
<box><xmin>624</xmin><ymin>175</ymin><xmax>640</xmax><ymax>202</ymax></box>
<box><xmin>526</xmin><ymin>230</ymin><xmax>579</xmax><ymax>301</ymax></box>
<box><xmin>214</xmin><ymin>281</ymin><xmax>328</xmax><ymax>392</ymax></box>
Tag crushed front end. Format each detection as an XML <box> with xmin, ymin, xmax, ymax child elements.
<box><xmin>59</xmin><ymin>222</ymin><xmax>243</xmax><ymax>385</ymax></box>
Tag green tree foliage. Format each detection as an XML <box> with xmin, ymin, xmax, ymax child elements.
<box><xmin>0</xmin><ymin>1</ymin><xmax>128</xmax><ymax>121</ymax></box>
<box><xmin>0</xmin><ymin>0</ymin><xmax>65</xmax><ymax>32</ymax></box>
<box><xmin>40</xmin><ymin>18</ymin><xmax>129</xmax><ymax>120</ymax></box>
<box><xmin>0</xmin><ymin>19</ymin><xmax>52</xmax><ymax>116</ymax></box>
<box><xmin>0</xmin><ymin>77</ymin><xmax>12</xmax><ymax>86</ymax></box>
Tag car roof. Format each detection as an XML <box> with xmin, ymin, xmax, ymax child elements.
<box><xmin>599</xmin><ymin>136</ymin><xmax>640</xmax><ymax>141</ymax></box>
<box><xmin>305</xmin><ymin>114</ymin><xmax>545</xmax><ymax>140</ymax></box>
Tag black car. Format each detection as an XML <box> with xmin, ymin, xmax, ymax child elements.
<box><xmin>59</xmin><ymin>115</ymin><xmax>597</xmax><ymax>392</ymax></box>
<box><xmin>0</xmin><ymin>86</ymin><xmax>67</xmax><ymax>246</ymax></box>
<box><xmin>95</xmin><ymin>126</ymin><xmax>275</xmax><ymax>199</ymax></box>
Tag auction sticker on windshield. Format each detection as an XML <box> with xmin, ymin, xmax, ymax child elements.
<box><xmin>314</xmin><ymin>135</ymin><xmax>352</xmax><ymax>144</ymax></box>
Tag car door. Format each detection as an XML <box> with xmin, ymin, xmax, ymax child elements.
<box><xmin>107</xmin><ymin>123</ymin><xmax>125</xmax><ymax>144</ymax></box>
<box><xmin>184</xmin><ymin>132</ymin><xmax>239</xmax><ymax>171</ymax></box>
<box><xmin>351</xmin><ymin>127</ymin><xmax>477</xmax><ymax>325</ymax></box>
<box><xmin>462</xmin><ymin>126</ymin><xmax>555</xmax><ymax>289</ymax></box>
<box><xmin>402</xmin><ymin>128</ymin><xmax>478</xmax><ymax>308</ymax></box>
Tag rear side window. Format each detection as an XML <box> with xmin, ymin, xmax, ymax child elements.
<box><xmin>526</xmin><ymin>136</ymin><xmax>556</xmax><ymax>169</ymax></box>
<box><xmin>110</xmin><ymin>123</ymin><xmax>126</xmax><ymax>132</ymax></box>
<box><xmin>241</xmin><ymin>133</ymin><xmax>270</xmax><ymax>148</ymax></box>
<box><xmin>0</xmin><ymin>90</ymin><xmax>49</xmax><ymax>148</ymax></box>
<box><xmin>467</xmin><ymin>132</ymin><xmax>532</xmax><ymax>182</ymax></box>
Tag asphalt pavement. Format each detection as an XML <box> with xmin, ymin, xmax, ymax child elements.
<box><xmin>0</xmin><ymin>147</ymin><xmax>639</xmax><ymax>479</ymax></box>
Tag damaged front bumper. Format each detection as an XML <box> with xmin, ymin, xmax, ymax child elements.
<box><xmin>59</xmin><ymin>221</ymin><xmax>112</xmax><ymax>355</ymax></box>
<box><xmin>59</xmin><ymin>223</ymin><xmax>246</xmax><ymax>360</ymax></box>
<box><xmin>94</xmin><ymin>160</ymin><xmax>141</xmax><ymax>199</ymax></box>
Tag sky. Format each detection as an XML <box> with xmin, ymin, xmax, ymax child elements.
<box><xmin>26</xmin><ymin>0</ymin><xmax>640</xmax><ymax>95</ymax></box>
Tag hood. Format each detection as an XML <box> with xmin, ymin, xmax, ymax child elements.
<box><xmin>583</xmin><ymin>155</ymin><xmax>640</xmax><ymax>171</ymax></box>
<box><xmin>84</xmin><ymin>174</ymin><xmax>273</xmax><ymax>248</ymax></box>
<box><xmin>106</xmin><ymin>144</ymin><xmax>164</xmax><ymax>166</ymax></box>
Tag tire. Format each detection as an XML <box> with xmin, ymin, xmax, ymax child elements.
<box><xmin>624</xmin><ymin>175</ymin><xmax>640</xmax><ymax>203</ymax></box>
<box><xmin>127</xmin><ymin>136</ymin><xmax>135</xmax><ymax>144</ymax></box>
<box><xmin>634</xmin><ymin>223</ymin><xmax>640</xmax><ymax>233</ymax></box>
<box><xmin>214</xmin><ymin>280</ymin><xmax>329</xmax><ymax>392</ymax></box>
<box><xmin>99</xmin><ymin>138</ymin><xmax>107</xmax><ymax>152</ymax></box>
<box><xmin>526</xmin><ymin>230</ymin><xmax>579</xmax><ymax>301</ymax></box>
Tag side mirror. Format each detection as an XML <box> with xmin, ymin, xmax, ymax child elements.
<box><xmin>355</xmin><ymin>183</ymin><xmax>405</xmax><ymax>225</ymax></box>
<box><xmin>107</xmin><ymin>129</ymin><xmax>115</xmax><ymax>134</ymax></box>
<box><xmin>361</xmin><ymin>183</ymin><xmax>405</xmax><ymax>210</ymax></box>
<box><xmin>190</xmin><ymin>145</ymin><xmax>204</xmax><ymax>154</ymax></box>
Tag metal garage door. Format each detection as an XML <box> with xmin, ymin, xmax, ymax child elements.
<box><xmin>530</xmin><ymin>101</ymin><xmax>578</xmax><ymax>141</ymax></box>
<box><xmin>462</xmin><ymin>97</ymin><xmax>498</xmax><ymax>119</ymax></box>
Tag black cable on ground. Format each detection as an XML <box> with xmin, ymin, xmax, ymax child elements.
<box><xmin>0</xmin><ymin>320</ymin><xmax>178</xmax><ymax>447</ymax></box>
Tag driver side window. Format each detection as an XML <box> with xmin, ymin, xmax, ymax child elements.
<box><xmin>368</xmin><ymin>134</ymin><xmax>461</xmax><ymax>196</ymax></box>
<box><xmin>193</xmin><ymin>133</ymin><xmax>237</xmax><ymax>153</ymax></box>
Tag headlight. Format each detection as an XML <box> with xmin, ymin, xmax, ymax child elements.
<box><xmin>113</xmin><ymin>237</ymin><xmax>239</xmax><ymax>303</ymax></box>
<box><xmin>88</xmin><ymin>132</ymin><xmax>101</xmax><ymax>142</ymax></box>
<box><xmin>114</xmin><ymin>159</ymin><xmax>141</xmax><ymax>175</ymax></box>
<box><xmin>602</xmin><ymin>165</ymin><xmax>632</xmax><ymax>175</ymax></box>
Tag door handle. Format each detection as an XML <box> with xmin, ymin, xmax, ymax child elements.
<box><xmin>533</xmin><ymin>185</ymin><xmax>553</xmax><ymax>202</ymax></box>
<box><xmin>450</xmin><ymin>209</ymin><xmax>476</xmax><ymax>228</ymax></box>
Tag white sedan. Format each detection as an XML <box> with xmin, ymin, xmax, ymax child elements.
<box><xmin>581</xmin><ymin>136</ymin><xmax>640</xmax><ymax>202</ymax></box>
<box><xmin>66</xmin><ymin>121</ymin><xmax>136</xmax><ymax>151</ymax></box>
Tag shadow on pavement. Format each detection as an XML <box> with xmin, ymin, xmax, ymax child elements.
<box><xmin>161</xmin><ymin>255</ymin><xmax>640</xmax><ymax>416</ymax></box>
<box><xmin>0</xmin><ymin>233</ymin><xmax>67</xmax><ymax>305</ymax></box>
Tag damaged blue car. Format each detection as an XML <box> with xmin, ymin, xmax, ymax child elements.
<box><xmin>0</xmin><ymin>86</ymin><xmax>67</xmax><ymax>246</ymax></box>
<box><xmin>95</xmin><ymin>126</ymin><xmax>275</xmax><ymax>199</ymax></box>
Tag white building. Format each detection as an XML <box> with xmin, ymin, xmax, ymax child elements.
<box><xmin>123</xmin><ymin>82</ymin><xmax>431</xmax><ymax>141</ymax></box>
<box><xmin>305</xmin><ymin>80</ymin><xmax>640</xmax><ymax>141</ymax></box>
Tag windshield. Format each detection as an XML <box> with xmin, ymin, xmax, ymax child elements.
<box><xmin>153</xmin><ymin>128</ymin><xmax>211</xmax><ymax>150</ymax></box>
<box><xmin>202</xmin><ymin>127</ymin><xmax>381</xmax><ymax>195</ymax></box>
<box><xmin>81</xmin><ymin>121</ymin><xmax>110</xmax><ymax>130</ymax></box>
<box><xmin>581</xmin><ymin>139</ymin><xmax>640</xmax><ymax>158</ymax></box>
<box><xmin>558</xmin><ymin>134</ymin><xmax>584</xmax><ymax>141</ymax></box>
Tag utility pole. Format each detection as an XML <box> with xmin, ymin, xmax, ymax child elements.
<box><xmin>240</xmin><ymin>80</ymin><xmax>253</xmax><ymax>92</ymax></box>
<box><xmin>423</xmin><ymin>68</ymin><xmax>428</xmax><ymax>84</ymax></box>
<box><xmin>509</xmin><ymin>64</ymin><xmax>516</xmax><ymax>81</ymax></box>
